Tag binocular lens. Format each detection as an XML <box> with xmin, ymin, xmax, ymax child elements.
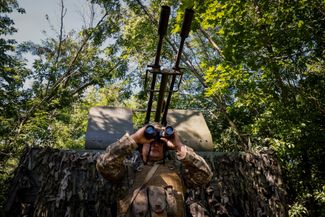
<box><xmin>144</xmin><ymin>125</ymin><xmax>174</xmax><ymax>139</ymax></box>
<box><xmin>145</xmin><ymin>125</ymin><xmax>155</xmax><ymax>135</ymax></box>
<box><xmin>165</xmin><ymin>126</ymin><xmax>174</xmax><ymax>137</ymax></box>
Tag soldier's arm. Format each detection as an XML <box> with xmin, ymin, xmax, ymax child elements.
<box><xmin>162</xmin><ymin>131</ymin><xmax>213</xmax><ymax>187</ymax></box>
<box><xmin>176</xmin><ymin>146</ymin><xmax>213</xmax><ymax>187</ymax></box>
<box><xmin>96</xmin><ymin>126</ymin><xmax>153</xmax><ymax>183</ymax></box>
<box><xmin>96</xmin><ymin>133</ymin><xmax>138</xmax><ymax>183</ymax></box>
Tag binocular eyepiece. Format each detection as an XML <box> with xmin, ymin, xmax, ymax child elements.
<box><xmin>144</xmin><ymin>125</ymin><xmax>174</xmax><ymax>140</ymax></box>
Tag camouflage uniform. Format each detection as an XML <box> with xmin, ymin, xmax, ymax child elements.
<box><xmin>97</xmin><ymin>133</ymin><xmax>213</xmax><ymax>217</ymax></box>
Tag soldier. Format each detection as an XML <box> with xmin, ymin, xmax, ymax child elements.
<box><xmin>96</xmin><ymin>123</ymin><xmax>213</xmax><ymax>217</ymax></box>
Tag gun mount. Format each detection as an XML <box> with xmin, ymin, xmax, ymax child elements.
<box><xmin>85</xmin><ymin>6</ymin><xmax>214</xmax><ymax>151</ymax></box>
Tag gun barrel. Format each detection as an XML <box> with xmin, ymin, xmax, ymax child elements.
<box><xmin>153</xmin><ymin>6</ymin><xmax>170</xmax><ymax>67</ymax></box>
<box><xmin>145</xmin><ymin>6</ymin><xmax>170</xmax><ymax>124</ymax></box>
<box><xmin>174</xmin><ymin>9</ymin><xmax>194</xmax><ymax>70</ymax></box>
<box><xmin>158</xmin><ymin>6</ymin><xmax>171</xmax><ymax>36</ymax></box>
<box><xmin>180</xmin><ymin>8</ymin><xmax>194</xmax><ymax>38</ymax></box>
<box><xmin>163</xmin><ymin>9</ymin><xmax>195</xmax><ymax>124</ymax></box>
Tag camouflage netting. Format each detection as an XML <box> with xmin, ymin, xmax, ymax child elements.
<box><xmin>5</xmin><ymin>147</ymin><xmax>287</xmax><ymax>217</ymax></box>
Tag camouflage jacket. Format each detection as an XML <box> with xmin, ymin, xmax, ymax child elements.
<box><xmin>96</xmin><ymin>133</ymin><xmax>212</xmax><ymax>186</ymax></box>
<box><xmin>96</xmin><ymin>133</ymin><xmax>213</xmax><ymax>216</ymax></box>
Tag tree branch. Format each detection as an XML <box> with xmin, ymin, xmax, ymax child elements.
<box><xmin>13</xmin><ymin>11</ymin><xmax>109</xmax><ymax>135</ymax></box>
<box><xmin>71</xmin><ymin>61</ymin><xmax>123</xmax><ymax>96</ymax></box>
<box><xmin>55</xmin><ymin>0</ymin><xmax>66</xmax><ymax>63</ymax></box>
<box><xmin>199</xmin><ymin>27</ymin><xmax>225</xmax><ymax>59</ymax></box>
<box><xmin>212</xmin><ymin>95</ymin><xmax>248</xmax><ymax>150</ymax></box>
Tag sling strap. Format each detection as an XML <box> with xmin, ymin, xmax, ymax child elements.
<box><xmin>126</xmin><ymin>163</ymin><xmax>160</xmax><ymax>214</ymax></box>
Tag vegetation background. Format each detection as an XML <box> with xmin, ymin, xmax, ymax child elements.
<box><xmin>1</xmin><ymin>0</ymin><xmax>324</xmax><ymax>216</ymax></box>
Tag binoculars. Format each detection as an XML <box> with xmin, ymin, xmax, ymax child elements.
<box><xmin>144</xmin><ymin>125</ymin><xmax>174</xmax><ymax>140</ymax></box>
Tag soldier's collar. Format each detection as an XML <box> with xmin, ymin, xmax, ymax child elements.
<box><xmin>143</xmin><ymin>159</ymin><xmax>165</xmax><ymax>166</ymax></box>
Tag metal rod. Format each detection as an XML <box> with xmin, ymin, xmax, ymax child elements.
<box><xmin>161</xmin><ymin>74</ymin><xmax>177</xmax><ymax>126</ymax></box>
<box><xmin>145</xmin><ymin>73</ymin><xmax>157</xmax><ymax>124</ymax></box>
<box><xmin>155</xmin><ymin>73</ymin><xmax>168</xmax><ymax>123</ymax></box>
<box><xmin>173</xmin><ymin>37</ymin><xmax>185</xmax><ymax>70</ymax></box>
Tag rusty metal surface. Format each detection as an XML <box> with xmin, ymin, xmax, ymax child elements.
<box><xmin>85</xmin><ymin>107</ymin><xmax>134</xmax><ymax>150</ymax></box>
<box><xmin>167</xmin><ymin>110</ymin><xmax>214</xmax><ymax>151</ymax></box>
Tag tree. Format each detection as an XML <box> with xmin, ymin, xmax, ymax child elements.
<box><xmin>10</xmin><ymin>0</ymin><xmax>130</xmax><ymax>147</ymax></box>
<box><xmin>0</xmin><ymin>0</ymin><xmax>131</xmax><ymax>211</ymax></box>
<box><xmin>0</xmin><ymin>0</ymin><xmax>29</xmax><ymax>212</ymax></box>
<box><xmin>193</xmin><ymin>0</ymin><xmax>325</xmax><ymax>216</ymax></box>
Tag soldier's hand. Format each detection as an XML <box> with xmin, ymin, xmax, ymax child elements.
<box><xmin>161</xmin><ymin>129</ymin><xmax>184</xmax><ymax>152</ymax></box>
<box><xmin>130</xmin><ymin>126</ymin><xmax>154</xmax><ymax>145</ymax></box>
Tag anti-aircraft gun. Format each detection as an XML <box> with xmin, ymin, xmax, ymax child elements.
<box><xmin>85</xmin><ymin>6</ymin><xmax>214</xmax><ymax>151</ymax></box>
<box><xmin>4</xmin><ymin>7</ymin><xmax>287</xmax><ymax>217</ymax></box>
